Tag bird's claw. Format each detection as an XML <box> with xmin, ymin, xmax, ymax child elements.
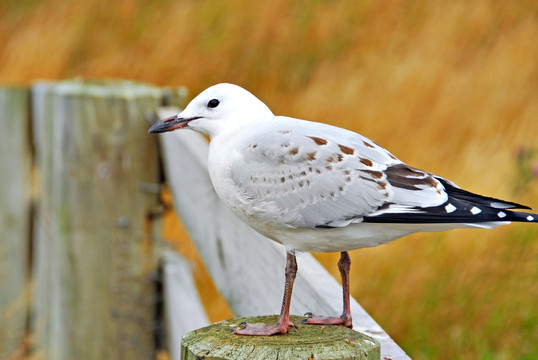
<box><xmin>300</xmin><ymin>313</ymin><xmax>353</xmax><ymax>328</ymax></box>
<box><xmin>232</xmin><ymin>320</ymin><xmax>296</xmax><ymax>336</ymax></box>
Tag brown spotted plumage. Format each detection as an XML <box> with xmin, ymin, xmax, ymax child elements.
<box><xmin>359</xmin><ymin>158</ymin><xmax>373</xmax><ymax>167</ymax></box>
<box><xmin>339</xmin><ymin>144</ymin><xmax>355</xmax><ymax>155</ymax></box>
<box><xmin>289</xmin><ymin>147</ymin><xmax>299</xmax><ymax>155</ymax></box>
<box><xmin>363</xmin><ymin>140</ymin><xmax>375</xmax><ymax>148</ymax></box>
<box><xmin>308</xmin><ymin>136</ymin><xmax>328</xmax><ymax>145</ymax></box>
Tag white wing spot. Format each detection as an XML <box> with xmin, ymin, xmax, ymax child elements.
<box><xmin>527</xmin><ymin>215</ymin><xmax>534</xmax><ymax>221</ymax></box>
<box><xmin>445</xmin><ymin>203</ymin><xmax>457</xmax><ymax>213</ymax></box>
<box><xmin>470</xmin><ymin>206</ymin><xmax>481</xmax><ymax>215</ymax></box>
<box><xmin>497</xmin><ymin>211</ymin><xmax>506</xmax><ymax>218</ymax></box>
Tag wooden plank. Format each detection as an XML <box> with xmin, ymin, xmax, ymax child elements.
<box><xmin>0</xmin><ymin>87</ymin><xmax>31</xmax><ymax>359</ymax></box>
<box><xmin>161</xmin><ymin>87</ymin><xmax>188</xmax><ymax>109</ymax></box>
<box><xmin>181</xmin><ymin>315</ymin><xmax>380</xmax><ymax>360</ymax></box>
<box><xmin>161</xmin><ymin>249</ymin><xmax>209</xmax><ymax>360</ymax></box>
<box><xmin>31</xmin><ymin>80</ymin><xmax>163</xmax><ymax>360</ymax></box>
<box><xmin>157</xmin><ymin>108</ymin><xmax>410</xmax><ymax>360</ymax></box>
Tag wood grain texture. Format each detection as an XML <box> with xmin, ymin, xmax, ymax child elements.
<box><xmin>0</xmin><ymin>87</ymin><xmax>31</xmax><ymax>359</ymax></box>
<box><xmin>158</xmin><ymin>108</ymin><xmax>410</xmax><ymax>360</ymax></box>
<box><xmin>31</xmin><ymin>80</ymin><xmax>162</xmax><ymax>360</ymax></box>
<box><xmin>161</xmin><ymin>249</ymin><xmax>209</xmax><ymax>360</ymax></box>
<box><xmin>181</xmin><ymin>315</ymin><xmax>380</xmax><ymax>360</ymax></box>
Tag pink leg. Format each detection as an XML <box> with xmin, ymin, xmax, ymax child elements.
<box><xmin>302</xmin><ymin>251</ymin><xmax>353</xmax><ymax>328</ymax></box>
<box><xmin>233</xmin><ymin>251</ymin><xmax>297</xmax><ymax>335</ymax></box>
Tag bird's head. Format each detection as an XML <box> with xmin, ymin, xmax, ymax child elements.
<box><xmin>148</xmin><ymin>83</ymin><xmax>273</xmax><ymax>138</ymax></box>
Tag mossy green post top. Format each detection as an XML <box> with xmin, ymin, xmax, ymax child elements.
<box><xmin>181</xmin><ymin>315</ymin><xmax>380</xmax><ymax>360</ymax></box>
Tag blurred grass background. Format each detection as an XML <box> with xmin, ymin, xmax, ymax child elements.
<box><xmin>1</xmin><ymin>0</ymin><xmax>537</xmax><ymax>358</ymax></box>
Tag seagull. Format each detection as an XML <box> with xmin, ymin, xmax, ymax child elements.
<box><xmin>149</xmin><ymin>83</ymin><xmax>537</xmax><ymax>336</ymax></box>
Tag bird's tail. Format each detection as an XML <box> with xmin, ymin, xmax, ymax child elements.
<box><xmin>363</xmin><ymin>177</ymin><xmax>537</xmax><ymax>225</ymax></box>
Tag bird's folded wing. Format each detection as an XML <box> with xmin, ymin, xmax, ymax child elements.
<box><xmin>229</xmin><ymin>118</ymin><xmax>448</xmax><ymax>228</ymax></box>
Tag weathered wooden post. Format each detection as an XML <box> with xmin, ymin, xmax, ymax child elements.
<box><xmin>181</xmin><ymin>316</ymin><xmax>380</xmax><ymax>359</ymax></box>
<box><xmin>0</xmin><ymin>87</ymin><xmax>32</xmax><ymax>359</ymax></box>
<box><xmin>31</xmin><ymin>80</ymin><xmax>163</xmax><ymax>360</ymax></box>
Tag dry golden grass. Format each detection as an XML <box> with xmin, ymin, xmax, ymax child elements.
<box><xmin>1</xmin><ymin>0</ymin><xmax>537</xmax><ymax>358</ymax></box>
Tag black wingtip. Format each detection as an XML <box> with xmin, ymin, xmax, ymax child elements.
<box><xmin>363</xmin><ymin>198</ymin><xmax>538</xmax><ymax>225</ymax></box>
<box><xmin>436</xmin><ymin>177</ymin><xmax>533</xmax><ymax>210</ymax></box>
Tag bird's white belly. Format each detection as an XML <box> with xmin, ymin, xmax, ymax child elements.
<box><xmin>247</xmin><ymin>221</ymin><xmax>418</xmax><ymax>252</ymax></box>
<box><xmin>213</xmin><ymin>199</ymin><xmax>482</xmax><ymax>253</ymax></box>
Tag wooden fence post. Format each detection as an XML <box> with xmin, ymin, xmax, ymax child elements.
<box><xmin>181</xmin><ymin>315</ymin><xmax>380</xmax><ymax>360</ymax></box>
<box><xmin>0</xmin><ymin>87</ymin><xmax>32</xmax><ymax>359</ymax></box>
<box><xmin>31</xmin><ymin>80</ymin><xmax>163</xmax><ymax>360</ymax></box>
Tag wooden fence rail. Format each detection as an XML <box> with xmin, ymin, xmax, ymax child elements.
<box><xmin>0</xmin><ymin>80</ymin><xmax>408</xmax><ymax>360</ymax></box>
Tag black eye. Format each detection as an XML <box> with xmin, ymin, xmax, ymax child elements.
<box><xmin>207</xmin><ymin>99</ymin><xmax>220</xmax><ymax>108</ymax></box>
